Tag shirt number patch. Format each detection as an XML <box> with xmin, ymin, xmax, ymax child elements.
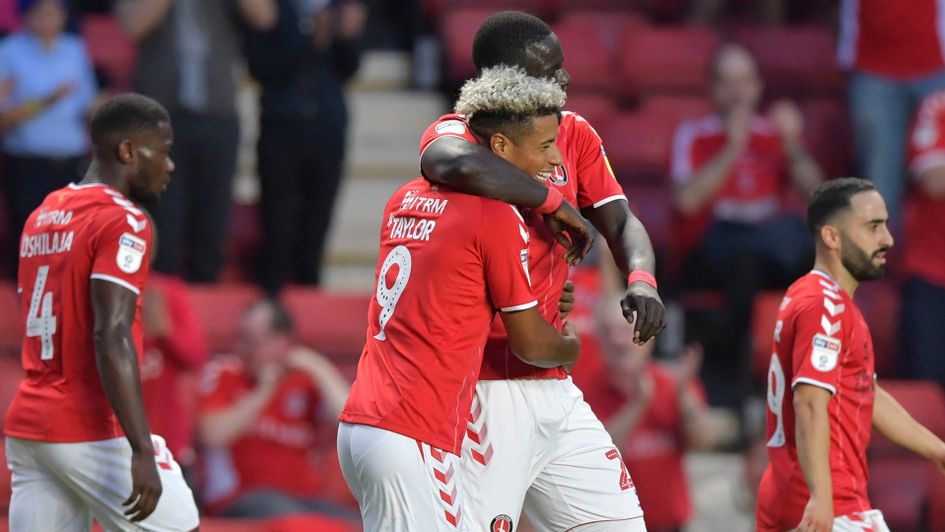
<box><xmin>116</xmin><ymin>232</ymin><xmax>146</xmax><ymax>274</ymax></box>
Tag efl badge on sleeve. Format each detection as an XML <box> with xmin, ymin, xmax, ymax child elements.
<box><xmin>116</xmin><ymin>233</ymin><xmax>146</xmax><ymax>274</ymax></box>
<box><xmin>811</xmin><ymin>333</ymin><xmax>841</xmax><ymax>372</ymax></box>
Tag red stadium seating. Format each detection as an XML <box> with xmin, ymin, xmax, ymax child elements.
<box><xmin>439</xmin><ymin>7</ymin><xmax>495</xmax><ymax>85</ymax></box>
<box><xmin>869</xmin><ymin>380</ymin><xmax>945</xmax><ymax>530</ymax></box>
<box><xmin>564</xmin><ymin>92</ymin><xmax>618</xmax><ymax>128</ymax></box>
<box><xmin>750</xmin><ymin>290</ymin><xmax>785</xmax><ymax>379</ymax></box>
<box><xmin>854</xmin><ymin>280</ymin><xmax>899</xmax><ymax>378</ymax></box>
<box><xmin>617</xmin><ymin>26</ymin><xmax>720</xmax><ymax>102</ymax></box>
<box><xmin>595</xmin><ymin>108</ymin><xmax>683</xmax><ymax>185</ymax></box>
<box><xmin>188</xmin><ymin>284</ymin><xmax>263</xmax><ymax>354</ymax></box>
<box><xmin>0</xmin><ymin>355</ymin><xmax>23</xmax><ymax>432</ymax></box>
<box><xmin>0</xmin><ymin>283</ymin><xmax>20</xmax><ymax>357</ymax></box>
<box><xmin>283</xmin><ymin>289</ymin><xmax>369</xmax><ymax>365</ymax></box>
<box><xmin>80</xmin><ymin>14</ymin><xmax>137</xmax><ymax>91</ymax></box>
<box><xmin>730</xmin><ymin>25</ymin><xmax>844</xmax><ymax>98</ymax></box>
<box><xmin>552</xmin><ymin>11</ymin><xmax>647</xmax><ymax>94</ymax></box>
<box><xmin>639</xmin><ymin>94</ymin><xmax>714</xmax><ymax>124</ymax></box>
<box><xmin>622</xmin><ymin>184</ymin><xmax>674</xmax><ymax>254</ymax></box>
<box><xmin>796</xmin><ymin>97</ymin><xmax>855</xmax><ymax>181</ymax></box>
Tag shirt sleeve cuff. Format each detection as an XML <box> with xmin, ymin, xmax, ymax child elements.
<box><xmin>90</xmin><ymin>273</ymin><xmax>140</xmax><ymax>295</ymax></box>
<box><xmin>592</xmin><ymin>194</ymin><xmax>628</xmax><ymax>209</ymax></box>
<box><xmin>792</xmin><ymin>377</ymin><xmax>836</xmax><ymax>396</ymax></box>
<box><xmin>499</xmin><ymin>300</ymin><xmax>538</xmax><ymax>313</ymax></box>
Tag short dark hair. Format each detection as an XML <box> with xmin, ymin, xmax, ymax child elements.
<box><xmin>89</xmin><ymin>93</ymin><xmax>170</xmax><ymax>148</ymax></box>
<box><xmin>247</xmin><ymin>297</ymin><xmax>294</xmax><ymax>335</ymax></box>
<box><xmin>807</xmin><ymin>178</ymin><xmax>877</xmax><ymax>235</ymax></box>
<box><xmin>472</xmin><ymin>11</ymin><xmax>552</xmax><ymax>71</ymax></box>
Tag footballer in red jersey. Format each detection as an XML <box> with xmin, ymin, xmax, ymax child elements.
<box><xmin>5</xmin><ymin>94</ymin><xmax>199</xmax><ymax>532</ymax></box>
<box><xmin>757</xmin><ymin>178</ymin><xmax>945</xmax><ymax>532</ymax></box>
<box><xmin>338</xmin><ymin>67</ymin><xmax>581</xmax><ymax>532</ymax></box>
<box><xmin>417</xmin><ymin>12</ymin><xmax>661</xmax><ymax>531</ymax></box>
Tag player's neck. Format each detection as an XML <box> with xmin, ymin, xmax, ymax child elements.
<box><xmin>813</xmin><ymin>257</ymin><xmax>859</xmax><ymax>298</ymax></box>
<box><xmin>79</xmin><ymin>159</ymin><xmax>129</xmax><ymax>196</ymax></box>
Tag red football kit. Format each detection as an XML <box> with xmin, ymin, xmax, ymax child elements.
<box><xmin>906</xmin><ymin>90</ymin><xmax>945</xmax><ymax>289</ymax></box>
<box><xmin>6</xmin><ymin>183</ymin><xmax>152</xmax><ymax>443</ymax></box>
<box><xmin>339</xmin><ymin>177</ymin><xmax>536</xmax><ymax>454</ymax></box>
<box><xmin>418</xmin><ymin>112</ymin><xmax>626</xmax><ymax>382</ymax></box>
<box><xmin>757</xmin><ymin>271</ymin><xmax>876</xmax><ymax>531</ymax></box>
<box><xmin>198</xmin><ymin>357</ymin><xmax>324</xmax><ymax>510</ymax></box>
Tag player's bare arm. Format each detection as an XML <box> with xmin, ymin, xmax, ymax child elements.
<box><xmin>91</xmin><ymin>279</ymin><xmax>162</xmax><ymax>523</ymax></box>
<box><xmin>794</xmin><ymin>383</ymin><xmax>834</xmax><ymax>532</ymax></box>
<box><xmin>873</xmin><ymin>383</ymin><xmax>945</xmax><ymax>472</ymax></box>
<box><xmin>501</xmin><ymin>307</ymin><xmax>580</xmax><ymax>369</ymax></box>
<box><xmin>421</xmin><ymin>136</ymin><xmax>594</xmax><ymax>264</ymax></box>
<box><xmin>584</xmin><ymin>200</ymin><xmax>666</xmax><ymax>344</ymax></box>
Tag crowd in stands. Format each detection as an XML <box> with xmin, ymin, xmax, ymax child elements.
<box><xmin>1</xmin><ymin>0</ymin><xmax>945</xmax><ymax>529</ymax></box>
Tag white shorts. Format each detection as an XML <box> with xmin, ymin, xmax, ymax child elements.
<box><xmin>6</xmin><ymin>434</ymin><xmax>199</xmax><ymax>532</ymax></box>
<box><xmin>337</xmin><ymin>422</ymin><xmax>471</xmax><ymax>531</ymax></box>
<box><xmin>461</xmin><ymin>378</ymin><xmax>646</xmax><ymax>532</ymax></box>
<box><xmin>830</xmin><ymin>509</ymin><xmax>890</xmax><ymax>532</ymax></box>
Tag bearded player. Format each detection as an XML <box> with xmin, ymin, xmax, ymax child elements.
<box><xmin>339</xmin><ymin>67</ymin><xmax>582</xmax><ymax>531</ymax></box>
<box><xmin>418</xmin><ymin>11</ymin><xmax>663</xmax><ymax>531</ymax></box>
<box><xmin>5</xmin><ymin>94</ymin><xmax>199</xmax><ymax>531</ymax></box>
<box><xmin>757</xmin><ymin>178</ymin><xmax>945</xmax><ymax>532</ymax></box>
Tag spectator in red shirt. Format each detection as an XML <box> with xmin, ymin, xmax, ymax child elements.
<box><xmin>584</xmin><ymin>300</ymin><xmax>716</xmax><ymax>532</ymax></box>
<box><xmin>140</xmin><ymin>271</ymin><xmax>208</xmax><ymax>472</ymax></box>
<box><xmin>840</xmin><ymin>0</ymin><xmax>945</xmax><ymax>225</ymax></box>
<box><xmin>671</xmin><ymin>43</ymin><xmax>823</xmax><ymax>409</ymax></box>
<box><xmin>197</xmin><ymin>298</ymin><xmax>353</xmax><ymax>518</ymax></box>
<box><xmin>898</xmin><ymin>89</ymin><xmax>945</xmax><ymax>389</ymax></box>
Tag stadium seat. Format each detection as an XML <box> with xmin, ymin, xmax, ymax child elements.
<box><xmin>639</xmin><ymin>95</ymin><xmax>714</xmax><ymax>124</ymax></box>
<box><xmin>796</xmin><ymin>97</ymin><xmax>855</xmax><ymax>181</ymax></box>
<box><xmin>563</xmin><ymin>92</ymin><xmax>618</xmax><ymax>128</ymax></box>
<box><xmin>0</xmin><ymin>282</ymin><xmax>20</xmax><ymax>357</ymax></box>
<box><xmin>595</xmin><ymin>109</ymin><xmax>680</xmax><ymax>185</ymax></box>
<box><xmin>80</xmin><ymin>14</ymin><xmax>137</xmax><ymax>91</ymax></box>
<box><xmin>439</xmin><ymin>7</ymin><xmax>494</xmax><ymax>85</ymax></box>
<box><xmin>0</xmin><ymin>355</ymin><xmax>23</xmax><ymax>432</ymax></box>
<box><xmin>750</xmin><ymin>290</ymin><xmax>785</xmax><ymax>379</ymax></box>
<box><xmin>870</xmin><ymin>380</ymin><xmax>945</xmax><ymax>459</ymax></box>
<box><xmin>854</xmin><ymin>280</ymin><xmax>899</xmax><ymax>378</ymax></box>
<box><xmin>730</xmin><ymin>25</ymin><xmax>844</xmax><ymax>98</ymax></box>
<box><xmin>282</xmin><ymin>289</ymin><xmax>370</xmax><ymax>365</ymax></box>
<box><xmin>552</xmin><ymin>22</ymin><xmax>618</xmax><ymax>94</ymax></box>
<box><xmin>556</xmin><ymin>8</ymin><xmax>648</xmax><ymax>36</ymax></box>
<box><xmin>188</xmin><ymin>284</ymin><xmax>263</xmax><ymax>354</ymax></box>
<box><xmin>617</xmin><ymin>25</ymin><xmax>720</xmax><ymax>102</ymax></box>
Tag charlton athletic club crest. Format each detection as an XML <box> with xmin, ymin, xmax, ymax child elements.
<box><xmin>490</xmin><ymin>514</ymin><xmax>514</xmax><ymax>532</ymax></box>
<box><xmin>549</xmin><ymin>165</ymin><xmax>568</xmax><ymax>186</ymax></box>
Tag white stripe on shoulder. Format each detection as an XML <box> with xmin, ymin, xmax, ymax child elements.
<box><xmin>592</xmin><ymin>194</ymin><xmax>627</xmax><ymax>209</ymax></box>
<box><xmin>508</xmin><ymin>204</ymin><xmax>525</xmax><ymax>223</ymax></box>
<box><xmin>500</xmin><ymin>300</ymin><xmax>538</xmax><ymax>312</ymax></box>
<box><xmin>792</xmin><ymin>377</ymin><xmax>837</xmax><ymax>396</ymax></box>
<box><xmin>90</xmin><ymin>273</ymin><xmax>140</xmax><ymax>295</ymax></box>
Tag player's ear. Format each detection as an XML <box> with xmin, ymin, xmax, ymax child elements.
<box><xmin>820</xmin><ymin>224</ymin><xmax>841</xmax><ymax>250</ymax></box>
<box><xmin>117</xmin><ymin>139</ymin><xmax>135</xmax><ymax>165</ymax></box>
<box><xmin>490</xmin><ymin>133</ymin><xmax>512</xmax><ymax>156</ymax></box>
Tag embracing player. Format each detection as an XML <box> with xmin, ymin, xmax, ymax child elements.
<box><xmin>419</xmin><ymin>11</ymin><xmax>664</xmax><ymax>531</ymax></box>
<box><xmin>5</xmin><ymin>94</ymin><xmax>199</xmax><ymax>531</ymax></box>
<box><xmin>338</xmin><ymin>67</ymin><xmax>582</xmax><ymax>531</ymax></box>
<box><xmin>757</xmin><ymin>178</ymin><xmax>945</xmax><ymax>532</ymax></box>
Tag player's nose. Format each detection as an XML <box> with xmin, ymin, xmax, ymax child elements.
<box><xmin>548</xmin><ymin>143</ymin><xmax>563</xmax><ymax>167</ymax></box>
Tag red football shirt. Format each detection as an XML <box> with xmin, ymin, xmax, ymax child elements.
<box><xmin>757</xmin><ymin>271</ymin><xmax>876</xmax><ymax>530</ymax></box>
<box><xmin>905</xmin><ymin>90</ymin><xmax>945</xmax><ymax>289</ymax></box>
<box><xmin>838</xmin><ymin>0</ymin><xmax>945</xmax><ymax>78</ymax></box>
<box><xmin>339</xmin><ymin>177</ymin><xmax>537</xmax><ymax>454</ymax></box>
<box><xmin>418</xmin><ymin>112</ymin><xmax>626</xmax><ymax>381</ymax></box>
<box><xmin>198</xmin><ymin>357</ymin><xmax>323</xmax><ymax>509</ymax></box>
<box><xmin>583</xmin><ymin>363</ymin><xmax>706</xmax><ymax>529</ymax></box>
<box><xmin>6</xmin><ymin>183</ymin><xmax>152</xmax><ymax>442</ymax></box>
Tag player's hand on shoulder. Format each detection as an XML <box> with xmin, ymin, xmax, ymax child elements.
<box><xmin>124</xmin><ymin>450</ymin><xmax>163</xmax><ymax>522</ymax></box>
<box><xmin>544</xmin><ymin>202</ymin><xmax>595</xmax><ymax>266</ymax></box>
<box><xmin>797</xmin><ymin>495</ymin><xmax>833</xmax><ymax>532</ymax></box>
<box><xmin>621</xmin><ymin>282</ymin><xmax>666</xmax><ymax>345</ymax></box>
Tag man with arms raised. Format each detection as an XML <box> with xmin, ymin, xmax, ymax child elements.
<box><xmin>5</xmin><ymin>93</ymin><xmax>199</xmax><ymax>531</ymax></box>
<box><xmin>338</xmin><ymin>66</ymin><xmax>580</xmax><ymax>531</ymax></box>
<box><xmin>758</xmin><ymin>178</ymin><xmax>945</xmax><ymax>531</ymax></box>
<box><xmin>419</xmin><ymin>11</ymin><xmax>661</xmax><ymax>531</ymax></box>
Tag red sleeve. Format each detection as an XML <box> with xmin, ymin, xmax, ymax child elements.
<box><xmin>909</xmin><ymin>91</ymin><xmax>945</xmax><ymax>176</ymax></box>
<box><xmin>570</xmin><ymin>115</ymin><xmax>626</xmax><ymax>209</ymax></box>
<box><xmin>790</xmin><ymin>296</ymin><xmax>845</xmax><ymax>396</ymax></box>
<box><xmin>478</xmin><ymin>201</ymin><xmax>538</xmax><ymax>312</ymax></box>
<box><xmin>153</xmin><ymin>278</ymin><xmax>209</xmax><ymax>371</ymax></box>
<box><xmin>198</xmin><ymin>362</ymin><xmax>240</xmax><ymax>412</ymax></box>
<box><xmin>418</xmin><ymin>113</ymin><xmax>478</xmax><ymax>160</ymax></box>
<box><xmin>90</xmin><ymin>207</ymin><xmax>152</xmax><ymax>295</ymax></box>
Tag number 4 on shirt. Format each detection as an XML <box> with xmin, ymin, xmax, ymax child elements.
<box><xmin>26</xmin><ymin>265</ymin><xmax>57</xmax><ymax>360</ymax></box>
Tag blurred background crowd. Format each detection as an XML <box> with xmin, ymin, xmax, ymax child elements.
<box><xmin>1</xmin><ymin>0</ymin><xmax>945</xmax><ymax>530</ymax></box>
